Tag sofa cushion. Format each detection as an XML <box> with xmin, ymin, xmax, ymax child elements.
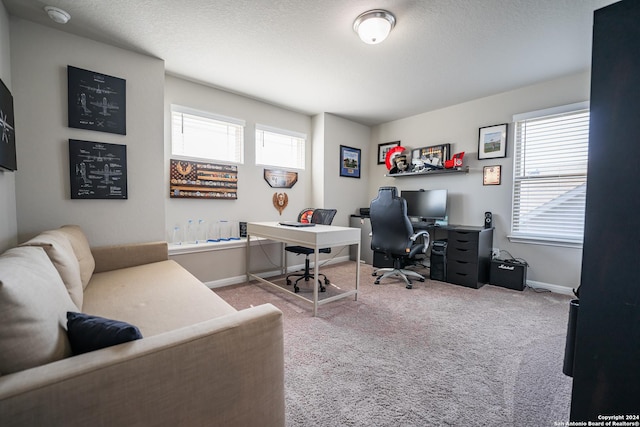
<box><xmin>21</xmin><ymin>229</ymin><xmax>84</xmax><ymax>309</ymax></box>
<box><xmin>66</xmin><ymin>312</ymin><xmax>143</xmax><ymax>355</ymax></box>
<box><xmin>0</xmin><ymin>246</ymin><xmax>76</xmax><ymax>375</ymax></box>
<box><xmin>83</xmin><ymin>260</ymin><xmax>237</xmax><ymax>337</ymax></box>
<box><xmin>59</xmin><ymin>225</ymin><xmax>95</xmax><ymax>289</ymax></box>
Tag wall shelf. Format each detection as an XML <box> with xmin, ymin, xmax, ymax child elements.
<box><xmin>385</xmin><ymin>166</ymin><xmax>469</xmax><ymax>177</ymax></box>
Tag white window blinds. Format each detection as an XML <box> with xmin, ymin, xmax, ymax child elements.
<box><xmin>511</xmin><ymin>102</ymin><xmax>590</xmax><ymax>246</ymax></box>
<box><xmin>171</xmin><ymin>105</ymin><xmax>244</xmax><ymax>164</ymax></box>
<box><xmin>255</xmin><ymin>124</ymin><xmax>306</xmax><ymax>170</ymax></box>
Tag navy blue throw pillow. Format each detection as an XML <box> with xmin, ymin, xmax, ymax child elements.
<box><xmin>66</xmin><ymin>312</ymin><xmax>143</xmax><ymax>355</ymax></box>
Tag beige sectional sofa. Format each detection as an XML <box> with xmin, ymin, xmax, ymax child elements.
<box><xmin>0</xmin><ymin>225</ymin><xmax>285</xmax><ymax>426</ymax></box>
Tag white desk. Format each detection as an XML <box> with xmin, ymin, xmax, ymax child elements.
<box><xmin>246</xmin><ymin>221</ymin><xmax>361</xmax><ymax>316</ymax></box>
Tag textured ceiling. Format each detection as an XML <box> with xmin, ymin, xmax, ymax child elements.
<box><xmin>3</xmin><ymin>0</ymin><xmax>616</xmax><ymax>125</ymax></box>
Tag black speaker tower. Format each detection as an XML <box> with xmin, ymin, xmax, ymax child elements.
<box><xmin>484</xmin><ymin>212</ymin><xmax>492</xmax><ymax>229</ymax></box>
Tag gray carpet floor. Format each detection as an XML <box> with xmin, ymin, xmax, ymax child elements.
<box><xmin>216</xmin><ymin>261</ymin><xmax>574</xmax><ymax>426</ymax></box>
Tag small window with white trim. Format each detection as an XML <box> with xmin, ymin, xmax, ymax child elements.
<box><xmin>255</xmin><ymin>124</ymin><xmax>306</xmax><ymax>170</ymax></box>
<box><xmin>510</xmin><ymin>102</ymin><xmax>590</xmax><ymax>247</ymax></box>
<box><xmin>171</xmin><ymin>105</ymin><xmax>244</xmax><ymax>164</ymax></box>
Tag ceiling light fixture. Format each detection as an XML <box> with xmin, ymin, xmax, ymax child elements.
<box><xmin>44</xmin><ymin>6</ymin><xmax>71</xmax><ymax>24</ymax></box>
<box><xmin>353</xmin><ymin>9</ymin><xmax>396</xmax><ymax>45</ymax></box>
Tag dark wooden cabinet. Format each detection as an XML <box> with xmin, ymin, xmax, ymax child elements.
<box><xmin>570</xmin><ymin>0</ymin><xmax>640</xmax><ymax>421</ymax></box>
<box><xmin>445</xmin><ymin>227</ymin><xmax>493</xmax><ymax>288</ymax></box>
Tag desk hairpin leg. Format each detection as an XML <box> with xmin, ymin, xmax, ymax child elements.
<box><xmin>245</xmin><ymin>233</ymin><xmax>251</xmax><ymax>283</ymax></box>
<box><xmin>281</xmin><ymin>241</ymin><xmax>287</xmax><ymax>276</ymax></box>
<box><xmin>313</xmin><ymin>249</ymin><xmax>320</xmax><ymax>316</ymax></box>
<box><xmin>355</xmin><ymin>241</ymin><xmax>360</xmax><ymax>301</ymax></box>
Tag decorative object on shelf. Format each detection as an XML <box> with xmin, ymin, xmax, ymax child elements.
<box><xmin>0</xmin><ymin>77</ymin><xmax>17</xmax><ymax>171</ymax></box>
<box><xmin>263</xmin><ymin>169</ymin><xmax>298</xmax><ymax>188</ymax></box>
<box><xmin>272</xmin><ymin>192</ymin><xmax>288</xmax><ymax>215</ymax></box>
<box><xmin>386</xmin><ymin>166</ymin><xmax>469</xmax><ymax>177</ymax></box>
<box><xmin>389</xmin><ymin>154</ymin><xmax>410</xmax><ymax>174</ymax></box>
<box><xmin>169</xmin><ymin>159</ymin><xmax>237</xmax><ymax>199</ymax></box>
<box><xmin>483</xmin><ymin>165</ymin><xmax>502</xmax><ymax>185</ymax></box>
<box><xmin>384</xmin><ymin>145</ymin><xmax>406</xmax><ymax>170</ymax></box>
<box><xmin>67</xmin><ymin>66</ymin><xmax>126</xmax><ymax>135</ymax></box>
<box><xmin>478</xmin><ymin>123</ymin><xmax>508</xmax><ymax>159</ymax></box>
<box><xmin>340</xmin><ymin>145</ymin><xmax>361</xmax><ymax>178</ymax></box>
<box><xmin>69</xmin><ymin>139</ymin><xmax>127</xmax><ymax>199</ymax></box>
<box><xmin>445</xmin><ymin>151</ymin><xmax>465</xmax><ymax>169</ymax></box>
<box><xmin>378</xmin><ymin>141</ymin><xmax>400</xmax><ymax>164</ymax></box>
<box><xmin>410</xmin><ymin>144</ymin><xmax>450</xmax><ymax>172</ymax></box>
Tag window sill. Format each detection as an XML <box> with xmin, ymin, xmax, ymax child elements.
<box><xmin>507</xmin><ymin>235</ymin><xmax>583</xmax><ymax>249</ymax></box>
<box><xmin>168</xmin><ymin>237</ymin><xmax>272</xmax><ymax>255</ymax></box>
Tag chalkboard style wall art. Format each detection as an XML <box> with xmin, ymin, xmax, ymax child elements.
<box><xmin>67</xmin><ymin>66</ymin><xmax>126</xmax><ymax>135</ymax></box>
<box><xmin>69</xmin><ymin>139</ymin><xmax>127</xmax><ymax>199</ymax></box>
<box><xmin>169</xmin><ymin>159</ymin><xmax>238</xmax><ymax>199</ymax></box>
<box><xmin>0</xmin><ymin>78</ymin><xmax>17</xmax><ymax>171</ymax></box>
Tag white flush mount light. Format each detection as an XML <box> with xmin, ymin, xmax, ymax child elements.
<box><xmin>353</xmin><ymin>9</ymin><xmax>396</xmax><ymax>45</ymax></box>
<box><xmin>44</xmin><ymin>6</ymin><xmax>71</xmax><ymax>24</ymax></box>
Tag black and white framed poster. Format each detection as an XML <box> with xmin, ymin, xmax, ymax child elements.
<box><xmin>68</xmin><ymin>66</ymin><xmax>126</xmax><ymax>135</ymax></box>
<box><xmin>69</xmin><ymin>139</ymin><xmax>127</xmax><ymax>199</ymax></box>
<box><xmin>0</xmin><ymin>78</ymin><xmax>17</xmax><ymax>171</ymax></box>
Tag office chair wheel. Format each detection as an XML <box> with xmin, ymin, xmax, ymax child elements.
<box><xmin>372</xmin><ymin>272</ymin><xmax>377</xmax><ymax>276</ymax></box>
<box><xmin>324</xmin><ymin>278</ymin><xmax>330</xmax><ymax>285</ymax></box>
<box><xmin>320</xmin><ymin>285</ymin><xmax>326</xmax><ymax>292</ymax></box>
<box><xmin>294</xmin><ymin>285</ymin><xmax>300</xmax><ymax>293</ymax></box>
<box><xmin>418</xmin><ymin>278</ymin><xmax>425</xmax><ymax>282</ymax></box>
<box><xmin>406</xmin><ymin>284</ymin><xmax>413</xmax><ymax>289</ymax></box>
<box><xmin>286</xmin><ymin>279</ymin><xmax>292</xmax><ymax>286</ymax></box>
<box><xmin>374</xmin><ymin>280</ymin><xmax>380</xmax><ymax>285</ymax></box>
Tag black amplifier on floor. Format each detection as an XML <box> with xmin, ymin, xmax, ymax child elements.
<box><xmin>490</xmin><ymin>259</ymin><xmax>527</xmax><ymax>291</ymax></box>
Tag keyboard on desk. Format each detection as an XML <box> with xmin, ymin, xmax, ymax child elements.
<box><xmin>279</xmin><ymin>221</ymin><xmax>316</xmax><ymax>227</ymax></box>
<box><xmin>411</xmin><ymin>221</ymin><xmax>436</xmax><ymax>230</ymax></box>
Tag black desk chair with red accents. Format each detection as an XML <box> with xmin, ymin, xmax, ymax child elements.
<box><xmin>285</xmin><ymin>208</ymin><xmax>337</xmax><ymax>293</ymax></box>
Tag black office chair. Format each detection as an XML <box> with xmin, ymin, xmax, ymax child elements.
<box><xmin>369</xmin><ymin>187</ymin><xmax>429</xmax><ymax>289</ymax></box>
<box><xmin>285</xmin><ymin>208</ymin><xmax>337</xmax><ymax>293</ymax></box>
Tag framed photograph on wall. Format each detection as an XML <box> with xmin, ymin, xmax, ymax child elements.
<box><xmin>378</xmin><ymin>141</ymin><xmax>400</xmax><ymax>164</ymax></box>
<box><xmin>478</xmin><ymin>123</ymin><xmax>508</xmax><ymax>159</ymax></box>
<box><xmin>483</xmin><ymin>165</ymin><xmax>502</xmax><ymax>185</ymax></box>
<box><xmin>68</xmin><ymin>65</ymin><xmax>126</xmax><ymax>135</ymax></box>
<box><xmin>340</xmin><ymin>145</ymin><xmax>361</xmax><ymax>178</ymax></box>
<box><xmin>411</xmin><ymin>143</ymin><xmax>450</xmax><ymax>168</ymax></box>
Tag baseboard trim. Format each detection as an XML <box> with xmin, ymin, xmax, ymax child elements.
<box><xmin>204</xmin><ymin>255</ymin><xmax>351</xmax><ymax>289</ymax></box>
<box><xmin>526</xmin><ymin>280</ymin><xmax>576</xmax><ymax>296</ymax></box>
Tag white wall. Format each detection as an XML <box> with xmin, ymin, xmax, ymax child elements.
<box><xmin>321</xmin><ymin>113</ymin><xmax>371</xmax><ymax>227</ymax></box>
<box><xmin>0</xmin><ymin>2</ymin><xmax>17</xmax><ymax>252</ymax></box>
<box><xmin>10</xmin><ymin>19</ymin><xmax>165</xmax><ymax>246</ymax></box>
<box><xmin>164</xmin><ymin>75</ymin><xmax>312</xmax><ymax>238</ymax></box>
<box><xmin>370</xmin><ymin>72</ymin><xmax>591</xmax><ymax>290</ymax></box>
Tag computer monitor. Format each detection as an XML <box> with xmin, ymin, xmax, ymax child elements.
<box><xmin>402</xmin><ymin>189</ymin><xmax>448</xmax><ymax>221</ymax></box>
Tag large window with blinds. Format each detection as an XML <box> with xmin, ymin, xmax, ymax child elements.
<box><xmin>511</xmin><ymin>102</ymin><xmax>590</xmax><ymax>246</ymax></box>
<box><xmin>171</xmin><ymin>105</ymin><xmax>245</xmax><ymax>164</ymax></box>
<box><xmin>255</xmin><ymin>124</ymin><xmax>306</xmax><ymax>170</ymax></box>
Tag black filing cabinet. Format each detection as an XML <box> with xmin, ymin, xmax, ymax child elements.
<box><xmin>445</xmin><ymin>226</ymin><xmax>493</xmax><ymax>288</ymax></box>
